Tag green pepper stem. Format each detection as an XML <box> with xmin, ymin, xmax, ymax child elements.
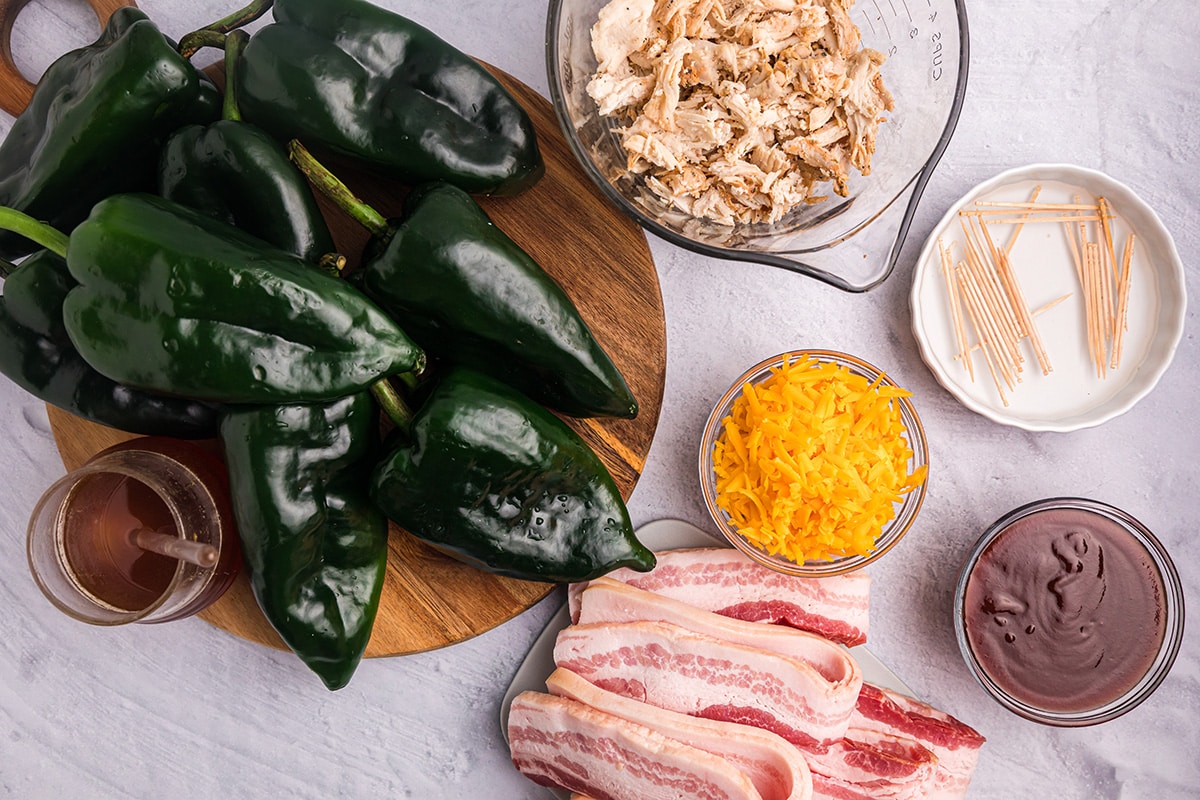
<box><xmin>0</xmin><ymin>208</ymin><xmax>68</xmax><ymax>259</ymax></box>
<box><xmin>371</xmin><ymin>378</ymin><xmax>414</xmax><ymax>434</ymax></box>
<box><xmin>287</xmin><ymin>140</ymin><xmax>390</xmax><ymax>237</ymax></box>
<box><xmin>177</xmin><ymin>29</ymin><xmax>228</xmax><ymax>60</ymax></box>
<box><xmin>317</xmin><ymin>252</ymin><xmax>347</xmax><ymax>278</ymax></box>
<box><xmin>222</xmin><ymin>30</ymin><xmax>250</xmax><ymax>122</ymax></box>
<box><xmin>204</xmin><ymin>0</ymin><xmax>275</xmax><ymax>33</ymax></box>
<box><xmin>394</xmin><ymin>370</ymin><xmax>421</xmax><ymax>394</ymax></box>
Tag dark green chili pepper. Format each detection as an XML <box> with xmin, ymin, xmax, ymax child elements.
<box><xmin>0</xmin><ymin>251</ymin><xmax>219</xmax><ymax>438</ymax></box>
<box><xmin>159</xmin><ymin>30</ymin><xmax>337</xmax><ymax>264</ymax></box>
<box><xmin>0</xmin><ymin>196</ymin><xmax>423</xmax><ymax>404</ymax></box>
<box><xmin>290</xmin><ymin>145</ymin><xmax>635</xmax><ymax>419</ymax></box>
<box><xmin>220</xmin><ymin>392</ymin><xmax>387</xmax><ymax>691</ymax></box>
<box><xmin>370</xmin><ymin>367</ymin><xmax>654</xmax><ymax>583</ymax></box>
<box><xmin>236</xmin><ymin>0</ymin><xmax>543</xmax><ymax>196</ymax></box>
<box><xmin>159</xmin><ymin>121</ymin><xmax>336</xmax><ymax>264</ymax></box>
<box><xmin>152</xmin><ymin>28</ymin><xmax>385</xmax><ymax>689</ymax></box>
<box><xmin>0</xmin><ymin>7</ymin><xmax>216</xmax><ymax>260</ymax></box>
<box><xmin>360</xmin><ymin>183</ymin><xmax>637</xmax><ymax>419</ymax></box>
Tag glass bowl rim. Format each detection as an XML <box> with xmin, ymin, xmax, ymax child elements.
<box><xmin>698</xmin><ymin>349</ymin><xmax>929</xmax><ymax>577</ymax></box>
<box><xmin>952</xmin><ymin>496</ymin><xmax>1186</xmax><ymax>726</ymax></box>
<box><xmin>543</xmin><ymin>0</ymin><xmax>973</xmax><ymax>293</ymax></box>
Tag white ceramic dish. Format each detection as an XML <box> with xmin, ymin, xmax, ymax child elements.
<box><xmin>910</xmin><ymin>163</ymin><xmax>1186</xmax><ymax>432</ymax></box>
<box><xmin>499</xmin><ymin>518</ymin><xmax>912</xmax><ymax>800</ymax></box>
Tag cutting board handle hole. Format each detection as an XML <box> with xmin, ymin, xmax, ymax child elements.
<box><xmin>0</xmin><ymin>0</ymin><xmax>136</xmax><ymax>117</ymax></box>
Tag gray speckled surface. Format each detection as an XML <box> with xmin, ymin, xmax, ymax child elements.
<box><xmin>0</xmin><ymin>1</ymin><xmax>1196</xmax><ymax>798</ymax></box>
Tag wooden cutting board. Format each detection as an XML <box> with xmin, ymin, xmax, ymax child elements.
<box><xmin>13</xmin><ymin>2</ymin><xmax>666</xmax><ymax>655</ymax></box>
<box><xmin>0</xmin><ymin>0</ymin><xmax>138</xmax><ymax>117</ymax></box>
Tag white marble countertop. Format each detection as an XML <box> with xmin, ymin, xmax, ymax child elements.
<box><xmin>0</xmin><ymin>1</ymin><xmax>1196</xmax><ymax>798</ymax></box>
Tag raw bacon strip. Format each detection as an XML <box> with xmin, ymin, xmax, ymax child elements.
<box><xmin>549</xmin><ymin>682</ymin><xmax>937</xmax><ymax>800</ymax></box>
<box><xmin>569</xmin><ymin>547</ymin><xmax>870</xmax><ymax>646</ymax></box>
<box><xmin>849</xmin><ymin>684</ymin><xmax>986</xmax><ymax>799</ymax></box>
<box><xmin>803</xmin><ymin>728</ymin><xmax>938</xmax><ymax>800</ymax></box>
<box><xmin>507</xmin><ymin>691</ymin><xmax>763</xmax><ymax>800</ymax></box>
<box><xmin>547</xmin><ymin>667</ymin><xmax>814</xmax><ymax>800</ymax></box>
<box><xmin>576</xmin><ymin>578</ymin><xmax>862</xmax><ymax>693</ymax></box>
<box><xmin>554</xmin><ymin>620</ymin><xmax>853</xmax><ymax>747</ymax></box>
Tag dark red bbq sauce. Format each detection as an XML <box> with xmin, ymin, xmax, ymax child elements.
<box><xmin>963</xmin><ymin>506</ymin><xmax>1166</xmax><ymax>713</ymax></box>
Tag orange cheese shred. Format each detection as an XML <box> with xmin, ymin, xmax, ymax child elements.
<box><xmin>712</xmin><ymin>355</ymin><xmax>928</xmax><ymax>564</ymax></box>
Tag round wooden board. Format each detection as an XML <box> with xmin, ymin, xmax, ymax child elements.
<box><xmin>0</xmin><ymin>0</ymin><xmax>138</xmax><ymax>116</ymax></box>
<box><xmin>44</xmin><ymin>65</ymin><xmax>666</xmax><ymax>656</ymax></box>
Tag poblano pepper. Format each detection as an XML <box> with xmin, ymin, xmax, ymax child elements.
<box><xmin>159</xmin><ymin>30</ymin><xmax>337</xmax><ymax>264</ymax></box>
<box><xmin>152</xmin><ymin>29</ymin><xmax>383</xmax><ymax>690</ymax></box>
<box><xmin>0</xmin><ymin>197</ymin><xmax>423</xmax><ymax>404</ymax></box>
<box><xmin>236</xmin><ymin>0</ymin><xmax>543</xmax><ymax>196</ymax></box>
<box><xmin>220</xmin><ymin>392</ymin><xmax>387</xmax><ymax>691</ymax></box>
<box><xmin>0</xmin><ymin>7</ymin><xmax>216</xmax><ymax>260</ymax></box>
<box><xmin>291</xmin><ymin>145</ymin><xmax>637</xmax><ymax>419</ymax></box>
<box><xmin>0</xmin><ymin>251</ymin><xmax>219</xmax><ymax>438</ymax></box>
<box><xmin>370</xmin><ymin>367</ymin><xmax>655</xmax><ymax>583</ymax></box>
<box><xmin>366</xmin><ymin>183</ymin><xmax>637</xmax><ymax>419</ymax></box>
<box><xmin>160</xmin><ymin>121</ymin><xmax>336</xmax><ymax>264</ymax></box>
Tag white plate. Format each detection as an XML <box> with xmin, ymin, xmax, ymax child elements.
<box><xmin>499</xmin><ymin>518</ymin><xmax>912</xmax><ymax>800</ymax></box>
<box><xmin>910</xmin><ymin>163</ymin><xmax>1186</xmax><ymax>432</ymax></box>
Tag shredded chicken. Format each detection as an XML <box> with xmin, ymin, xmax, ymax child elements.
<box><xmin>588</xmin><ymin>0</ymin><xmax>893</xmax><ymax>226</ymax></box>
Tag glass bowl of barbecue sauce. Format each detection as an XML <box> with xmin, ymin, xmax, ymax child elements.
<box><xmin>954</xmin><ymin>498</ymin><xmax>1184</xmax><ymax>726</ymax></box>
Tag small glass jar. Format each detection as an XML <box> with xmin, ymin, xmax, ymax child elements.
<box><xmin>27</xmin><ymin>437</ymin><xmax>241</xmax><ymax>625</ymax></box>
<box><xmin>954</xmin><ymin>497</ymin><xmax>1184</xmax><ymax>726</ymax></box>
<box><xmin>698</xmin><ymin>349</ymin><xmax>928</xmax><ymax>577</ymax></box>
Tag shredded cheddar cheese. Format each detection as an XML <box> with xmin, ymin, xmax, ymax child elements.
<box><xmin>712</xmin><ymin>355</ymin><xmax>927</xmax><ymax>564</ymax></box>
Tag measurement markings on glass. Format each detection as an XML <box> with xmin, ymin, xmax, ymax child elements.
<box><xmin>866</xmin><ymin>1</ymin><xmax>891</xmax><ymax>41</ymax></box>
<box><xmin>931</xmin><ymin>22</ymin><xmax>945</xmax><ymax>80</ymax></box>
<box><xmin>865</xmin><ymin>0</ymin><xmax>949</xmax><ymax>77</ymax></box>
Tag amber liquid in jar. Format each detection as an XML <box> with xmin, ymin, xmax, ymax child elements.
<box><xmin>60</xmin><ymin>472</ymin><xmax>181</xmax><ymax>612</ymax></box>
<box><xmin>28</xmin><ymin>436</ymin><xmax>240</xmax><ymax>624</ymax></box>
<box><xmin>963</xmin><ymin>506</ymin><xmax>1167</xmax><ymax>713</ymax></box>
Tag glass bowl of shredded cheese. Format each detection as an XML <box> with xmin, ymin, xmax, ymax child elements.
<box><xmin>546</xmin><ymin>0</ymin><xmax>970</xmax><ymax>292</ymax></box>
<box><xmin>699</xmin><ymin>350</ymin><xmax>929</xmax><ymax>576</ymax></box>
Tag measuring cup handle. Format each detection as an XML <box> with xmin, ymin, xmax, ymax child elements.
<box><xmin>0</xmin><ymin>0</ymin><xmax>138</xmax><ymax>118</ymax></box>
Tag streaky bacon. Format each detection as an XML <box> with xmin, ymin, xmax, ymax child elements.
<box><xmin>576</xmin><ymin>578</ymin><xmax>862</xmax><ymax>694</ymax></box>
<box><xmin>849</xmin><ymin>684</ymin><xmax>985</xmax><ymax>799</ymax></box>
<box><xmin>553</xmin><ymin>620</ymin><xmax>854</xmax><ymax>747</ymax></box>
<box><xmin>508</xmin><ymin>690</ymin><xmax>764</xmax><ymax>800</ymax></box>
<box><xmin>546</xmin><ymin>667</ymin><xmax>814</xmax><ymax>800</ymax></box>
<box><xmin>802</xmin><ymin>727</ymin><xmax>938</xmax><ymax>800</ymax></box>
<box><xmin>568</xmin><ymin>547</ymin><xmax>870</xmax><ymax>646</ymax></box>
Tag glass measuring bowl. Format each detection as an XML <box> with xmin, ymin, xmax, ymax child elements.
<box><xmin>546</xmin><ymin>0</ymin><xmax>970</xmax><ymax>292</ymax></box>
